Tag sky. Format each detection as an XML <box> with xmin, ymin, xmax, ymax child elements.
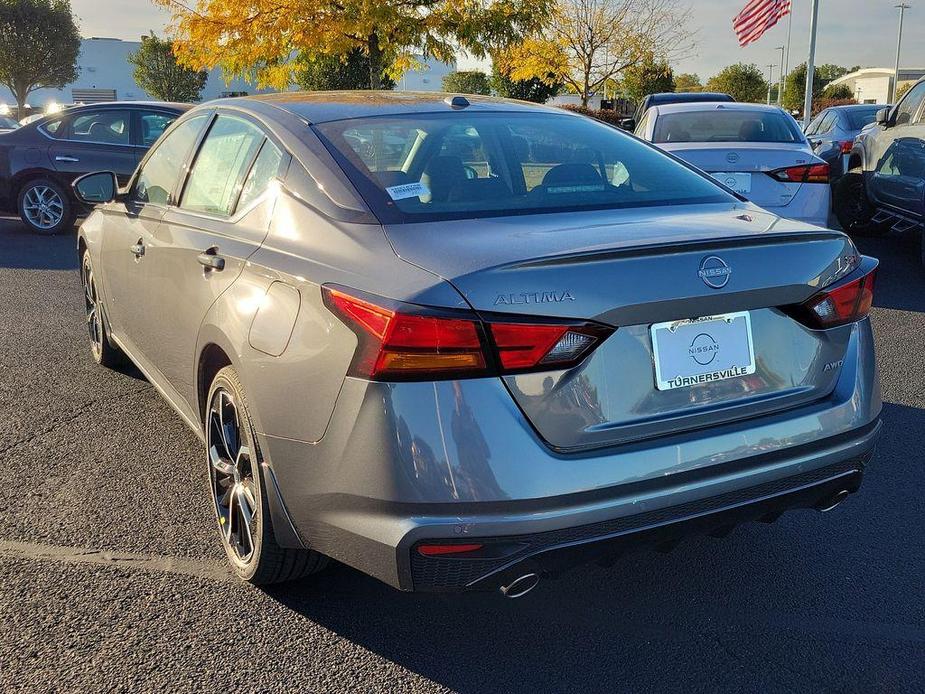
<box><xmin>72</xmin><ymin>0</ymin><xmax>925</xmax><ymax>82</ymax></box>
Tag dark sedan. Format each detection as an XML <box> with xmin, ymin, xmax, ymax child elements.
<box><xmin>805</xmin><ymin>104</ymin><xmax>886</xmax><ymax>180</ymax></box>
<box><xmin>0</xmin><ymin>101</ymin><xmax>190</xmax><ymax>234</ymax></box>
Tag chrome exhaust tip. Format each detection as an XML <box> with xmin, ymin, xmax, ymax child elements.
<box><xmin>499</xmin><ymin>573</ymin><xmax>540</xmax><ymax>599</ymax></box>
<box><xmin>816</xmin><ymin>489</ymin><xmax>850</xmax><ymax>513</ymax></box>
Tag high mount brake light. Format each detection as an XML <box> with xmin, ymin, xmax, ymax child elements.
<box><xmin>788</xmin><ymin>260</ymin><xmax>878</xmax><ymax>329</ymax></box>
<box><xmin>322</xmin><ymin>286</ymin><xmax>612</xmax><ymax>380</ymax></box>
<box><xmin>769</xmin><ymin>163</ymin><xmax>830</xmax><ymax>184</ymax></box>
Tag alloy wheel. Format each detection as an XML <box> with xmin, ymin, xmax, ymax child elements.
<box><xmin>23</xmin><ymin>185</ymin><xmax>65</xmax><ymax>230</ymax></box>
<box><xmin>82</xmin><ymin>255</ymin><xmax>103</xmax><ymax>360</ymax></box>
<box><xmin>207</xmin><ymin>389</ymin><xmax>258</xmax><ymax>563</ymax></box>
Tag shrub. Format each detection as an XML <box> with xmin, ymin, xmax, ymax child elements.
<box><xmin>558</xmin><ymin>104</ymin><xmax>626</xmax><ymax>126</ymax></box>
<box><xmin>812</xmin><ymin>97</ymin><xmax>858</xmax><ymax>116</ymax></box>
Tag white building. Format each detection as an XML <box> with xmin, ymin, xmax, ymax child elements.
<box><xmin>0</xmin><ymin>37</ymin><xmax>456</xmax><ymax>112</ymax></box>
<box><xmin>828</xmin><ymin>67</ymin><xmax>925</xmax><ymax>105</ymax></box>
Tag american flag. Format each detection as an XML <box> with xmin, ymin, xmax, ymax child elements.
<box><xmin>733</xmin><ymin>0</ymin><xmax>791</xmax><ymax>47</ymax></box>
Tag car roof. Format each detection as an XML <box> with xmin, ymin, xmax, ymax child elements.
<box><xmin>822</xmin><ymin>104</ymin><xmax>884</xmax><ymax>111</ymax></box>
<box><xmin>652</xmin><ymin>102</ymin><xmax>788</xmax><ymax>115</ymax></box>
<box><xmin>213</xmin><ymin>91</ymin><xmax>568</xmax><ymax>124</ymax></box>
<box><xmin>63</xmin><ymin>101</ymin><xmax>193</xmax><ymax>112</ymax></box>
<box><xmin>646</xmin><ymin>92</ymin><xmax>734</xmax><ymax>105</ymax></box>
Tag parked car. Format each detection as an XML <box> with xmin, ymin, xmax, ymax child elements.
<box><xmin>0</xmin><ymin>101</ymin><xmax>190</xmax><ymax>234</ymax></box>
<box><xmin>623</xmin><ymin>92</ymin><xmax>735</xmax><ymax>131</ymax></box>
<box><xmin>835</xmin><ymin>78</ymin><xmax>925</xmax><ymax>241</ymax></box>
<box><xmin>0</xmin><ymin>115</ymin><xmax>20</xmax><ymax>133</ymax></box>
<box><xmin>637</xmin><ymin>102</ymin><xmax>831</xmax><ymax>227</ymax></box>
<box><xmin>74</xmin><ymin>92</ymin><xmax>880</xmax><ymax>594</ymax></box>
<box><xmin>805</xmin><ymin>104</ymin><xmax>887</xmax><ymax>180</ymax></box>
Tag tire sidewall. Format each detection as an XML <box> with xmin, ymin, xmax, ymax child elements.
<box><xmin>206</xmin><ymin>367</ymin><xmax>268</xmax><ymax>581</ymax></box>
<box><xmin>18</xmin><ymin>178</ymin><xmax>75</xmax><ymax>235</ymax></box>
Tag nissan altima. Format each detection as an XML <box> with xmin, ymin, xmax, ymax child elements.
<box><xmin>74</xmin><ymin>93</ymin><xmax>880</xmax><ymax>595</ymax></box>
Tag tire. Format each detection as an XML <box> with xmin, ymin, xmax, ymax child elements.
<box><xmin>833</xmin><ymin>172</ymin><xmax>890</xmax><ymax>237</ymax></box>
<box><xmin>206</xmin><ymin>366</ymin><xmax>328</xmax><ymax>584</ymax></box>
<box><xmin>81</xmin><ymin>249</ymin><xmax>126</xmax><ymax>368</ymax></box>
<box><xmin>18</xmin><ymin>177</ymin><xmax>76</xmax><ymax>235</ymax></box>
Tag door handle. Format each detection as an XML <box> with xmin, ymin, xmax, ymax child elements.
<box><xmin>55</xmin><ymin>155</ymin><xmax>80</xmax><ymax>162</ymax></box>
<box><xmin>197</xmin><ymin>248</ymin><xmax>225</xmax><ymax>271</ymax></box>
<box><xmin>130</xmin><ymin>241</ymin><xmax>145</xmax><ymax>257</ymax></box>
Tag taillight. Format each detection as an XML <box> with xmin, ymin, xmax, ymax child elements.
<box><xmin>768</xmin><ymin>163</ymin><xmax>830</xmax><ymax>183</ymax></box>
<box><xmin>840</xmin><ymin>140</ymin><xmax>854</xmax><ymax>154</ymax></box>
<box><xmin>322</xmin><ymin>286</ymin><xmax>612</xmax><ymax>380</ymax></box>
<box><xmin>787</xmin><ymin>259</ymin><xmax>877</xmax><ymax>329</ymax></box>
<box><xmin>417</xmin><ymin>543</ymin><xmax>484</xmax><ymax>556</ymax></box>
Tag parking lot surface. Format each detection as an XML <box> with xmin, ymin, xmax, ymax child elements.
<box><xmin>0</xmin><ymin>216</ymin><xmax>922</xmax><ymax>693</ymax></box>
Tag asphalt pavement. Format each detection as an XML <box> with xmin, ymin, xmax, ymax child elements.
<box><xmin>0</xmin><ymin>216</ymin><xmax>922</xmax><ymax>693</ymax></box>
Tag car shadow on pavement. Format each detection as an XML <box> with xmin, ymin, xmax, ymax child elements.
<box><xmin>0</xmin><ymin>218</ymin><xmax>79</xmax><ymax>270</ymax></box>
<box><xmin>854</xmin><ymin>232</ymin><xmax>925</xmax><ymax>313</ymax></box>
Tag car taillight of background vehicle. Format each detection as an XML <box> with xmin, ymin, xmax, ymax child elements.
<box><xmin>840</xmin><ymin>140</ymin><xmax>854</xmax><ymax>154</ymax></box>
<box><xmin>786</xmin><ymin>259</ymin><xmax>878</xmax><ymax>329</ymax></box>
<box><xmin>322</xmin><ymin>286</ymin><xmax>613</xmax><ymax>380</ymax></box>
<box><xmin>768</xmin><ymin>163</ymin><xmax>831</xmax><ymax>184</ymax></box>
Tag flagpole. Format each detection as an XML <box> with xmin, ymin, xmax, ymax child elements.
<box><xmin>803</xmin><ymin>0</ymin><xmax>820</xmax><ymax>128</ymax></box>
<box><xmin>783</xmin><ymin>2</ymin><xmax>794</xmax><ymax>106</ymax></box>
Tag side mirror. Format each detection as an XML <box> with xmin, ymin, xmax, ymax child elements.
<box><xmin>73</xmin><ymin>171</ymin><xmax>118</xmax><ymax>205</ymax></box>
<box><xmin>876</xmin><ymin>107</ymin><xmax>891</xmax><ymax>126</ymax></box>
<box><xmin>619</xmin><ymin>118</ymin><xmax>636</xmax><ymax>131</ymax></box>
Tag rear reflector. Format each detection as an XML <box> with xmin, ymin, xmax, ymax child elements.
<box><xmin>788</xmin><ymin>259</ymin><xmax>877</xmax><ymax>329</ymax></box>
<box><xmin>323</xmin><ymin>286</ymin><xmax>612</xmax><ymax>380</ymax></box>
<box><xmin>769</xmin><ymin>163</ymin><xmax>830</xmax><ymax>184</ymax></box>
<box><xmin>417</xmin><ymin>543</ymin><xmax>484</xmax><ymax>556</ymax></box>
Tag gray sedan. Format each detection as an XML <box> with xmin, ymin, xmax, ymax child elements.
<box><xmin>805</xmin><ymin>104</ymin><xmax>886</xmax><ymax>180</ymax></box>
<box><xmin>73</xmin><ymin>93</ymin><xmax>881</xmax><ymax>595</ymax></box>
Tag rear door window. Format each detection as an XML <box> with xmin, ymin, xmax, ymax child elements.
<box><xmin>237</xmin><ymin>140</ymin><xmax>284</xmax><ymax>210</ymax></box>
<box><xmin>68</xmin><ymin>110</ymin><xmax>131</xmax><ymax>145</ymax></box>
<box><xmin>180</xmin><ymin>115</ymin><xmax>265</xmax><ymax>216</ymax></box>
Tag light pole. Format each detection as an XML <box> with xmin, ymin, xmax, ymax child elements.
<box><xmin>767</xmin><ymin>64</ymin><xmax>776</xmax><ymax>104</ymax></box>
<box><xmin>775</xmin><ymin>46</ymin><xmax>785</xmax><ymax>106</ymax></box>
<box><xmin>890</xmin><ymin>4</ymin><xmax>911</xmax><ymax>103</ymax></box>
<box><xmin>803</xmin><ymin>0</ymin><xmax>820</xmax><ymax>129</ymax></box>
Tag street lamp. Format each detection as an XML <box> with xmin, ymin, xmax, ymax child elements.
<box><xmin>775</xmin><ymin>46</ymin><xmax>785</xmax><ymax>106</ymax></box>
<box><xmin>890</xmin><ymin>3</ymin><xmax>911</xmax><ymax>103</ymax></box>
<box><xmin>767</xmin><ymin>64</ymin><xmax>776</xmax><ymax>105</ymax></box>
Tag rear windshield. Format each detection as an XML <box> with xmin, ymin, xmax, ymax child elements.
<box><xmin>314</xmin><ymin>112</ymin><xmax>733</xmax><ymax>223</ymax></box>
<box><xmin>653</xmin><ymin>110</ymin><xmax>803</xmax><ymax>144</ymax></box>
<box><xmin>846</xmin><ymin>107</ymin><xmax>882</xmax><ymax>130</ymax></box>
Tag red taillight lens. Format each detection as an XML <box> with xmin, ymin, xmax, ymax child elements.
<box><xmin>790</xmin><ymin>262</ymin><xmax>877</xmax><ymax>329</ymax></box>
<box><xmin>323</xmin><ymin>286</ymin><xmax>611</xmax><ymax>380</ymax></box>
<box><xmin>769</xmin><ymin>163</ymin><xmax>830</xmax><ymax>183</ymax></box>
<box><xmin>840</xmin><ymin>140</ymin><xmax>854</xmax><ymax>154</ymax></box>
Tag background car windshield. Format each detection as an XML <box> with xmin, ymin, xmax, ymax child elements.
<box><xmin>846</xmin><ymin>107</ymin><xmax>883</xmax><ymax>130</ymax></box>
<box><xmin>0</xmin><ymin>116</ymin><xmax>18</xmax><ymax>129</ymax></box>
<box><xmin>653</xmin><ymin>110</ymin><xmax>803</xmax><ymax>144</ymax></box>
<box><xmin>315</xmin><ymin>112</ymin><xmax>732</xmax><ymax>222</ymax></box>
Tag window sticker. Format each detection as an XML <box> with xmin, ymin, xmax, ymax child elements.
<box><xmin>386</xmin><ymin>182</ymin><xmax>430</xmax><ymax>200</ymax></box>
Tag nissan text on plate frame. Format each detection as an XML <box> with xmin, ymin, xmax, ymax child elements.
<box><xmin>73</xmin><ymin>92</ymin><xmax>881</xmax><ymax>595</ymax></box>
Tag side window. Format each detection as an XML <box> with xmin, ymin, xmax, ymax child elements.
<box><xmin>133</xmin><ymin>114</ymin><xmax>209</xmax><ymax>206</ymax></box>
<box><xmin>139</xmin><ymin>111</ymin><xmax>179</xmax><ymax>147</ymax></box>
<box><xmin>894</xmin><ymin>82</ymin><xmax>925</xmax><ymax>126</ymax></box>
<box><xmin>237</xmin><ymin>141</ymin><xmax>284</xmax><ymax>211</ymax></box>
<box><xmin>635</xmin><ymin>112</ymin><xmax>651</xmax><ymax>138</ymax></box>
<box><xmin>805</xmin><ymin>113</ymin><xmax>825</xmax><ymax>136</ymax></box>
<box><xmin>42</xmin><ymin>119</ymin><xmax>65</xmax><ymax>138</ymax></box>
<box><xmin>69</xmin><ymin>110</ymin><xmax>131</xmax><ymax>145</ymax></box>
<box><xmin>181</xmin><ymin>115</ymin><xmax>265</xmax><ymax>216</ymax></box>
<box><xmin>818</xmin><ymin>112</ymin><xmax>838</xmax><ymax>135</ymax></box>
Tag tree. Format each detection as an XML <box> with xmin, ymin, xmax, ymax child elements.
<box><xmin>823</xmin><ymin>83</ymin><xmax>853</xmax><ymax>100</ymax></box>
<box><xmin>155</xmin><ymin>0</ymin><xmax>550</xmax><ymax>91</ymax></box>
<box><xmin>675</xmin><ymin>72</ymin><xmax>701</xmax><ymax>93</ymax></box>
<box><xmin>0</xmin><ymin>0</ymin><xmax>79</xmax><ymax>118</ymax></box>
<box><xmin>295</xmin><ymin>49</ymin><xmax>395</xmax><ymax>91</ymax></box>
<box><xmin>128</xmin><ymin>32</ymin><xmax>207</xmax><ymax>102</ymax></box>
<box><xmin>815</xmin><ymin>64</ymin><xmax>854</xmax><ymax>83</ymax></box>
<box><xmin>620</xmin><ymin>58</ymin><xmax>674</xmax><ymax>102</ymax></box>
<box><xmin>499</xmin><ymin>0</ymin><xmax>694</xmax><ymax>106</ymax></box>
<box><xmin>443</xmin><ymin>70</ymin><xmax>491</xmax><ymax>95</ymax></box>
<box><xmin>895</xmin><ymin>82</ymin><xmax>913</xmax><ymax>103</ymax></box>
<box><xmin>706</xmin><ymin>63</ymin><xmax>768</xmax><ymax>103</ymax></box>
<box><xmin>491</xmin><ymin>66</ymin><xmax>561</xmax><ymax>102</ymax></box>
<box><xmin>782</xmin><ymin>62</ymin><xmax>825</xmax><ymax>111</ymax></box>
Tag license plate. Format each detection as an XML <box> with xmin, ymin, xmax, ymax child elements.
<box><xmin>711</xmin><ymin>172</ymin><xmax>752</xmax><ymax>194</ymax></box>
<box><xmin>651</xmin><ymin>312</ymin><xmax>756</xmax><ymax>391</ymax></box>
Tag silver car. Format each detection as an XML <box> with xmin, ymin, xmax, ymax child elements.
<box><xmin>637</xmin><ymin>102</ymin><xmax>832</xmax><ymax>227</ymax></box>
<box><xmin>74</xmin><ymin>93</ymin><xmax>881</xmax><ymax>596</ymax></box>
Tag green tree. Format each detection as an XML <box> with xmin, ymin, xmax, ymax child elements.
<box><xmin>782</xmin><ymin>62</ymin><xmax>825</xmax><ymax>111</ymax></box>
<box><xmin>128</xmin><ymin>33</ymin><xmax>208</xmax><ymax>102</ymax></box>
<box><xmin>0</xmin><ymin>0</ymin><xmax>79</xmax><ymax>118</ymax></box>
<box><xmin>706</xmin><ymin>63</ymin><xmax>768</xmax><ymax>103</ymax></box>
<box><xmin>823</xmin><ymin>83</ymin><xmax>853</xmax><ymax>100</ymax></box>
<box><xmin>815</xmin><ymin>64</ymin><xmax>854</xmax><ymax>82</ymax></box>
<box><xmin>295</xmin><ymin>49</ymin><xmax>395</xmax><ymax>91</ymax></box>
<box><xmin>443</xmin><ymin>70</ymin><xmax>491</xmax><ymax>95</ymax></box>
<box><xmin>491</xmin><ymin>66</ymin><xmax>560</xmax><ymax>102</ymax></box>
<box><xmin>620</xmin><ymin>58</ymin><xmax>675</xmax><ymax>103</ymax></box>
<box><xmin>675</xmin><ymin>72</ymin><xmax>702</xmax><ymax>92</ymax></box>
